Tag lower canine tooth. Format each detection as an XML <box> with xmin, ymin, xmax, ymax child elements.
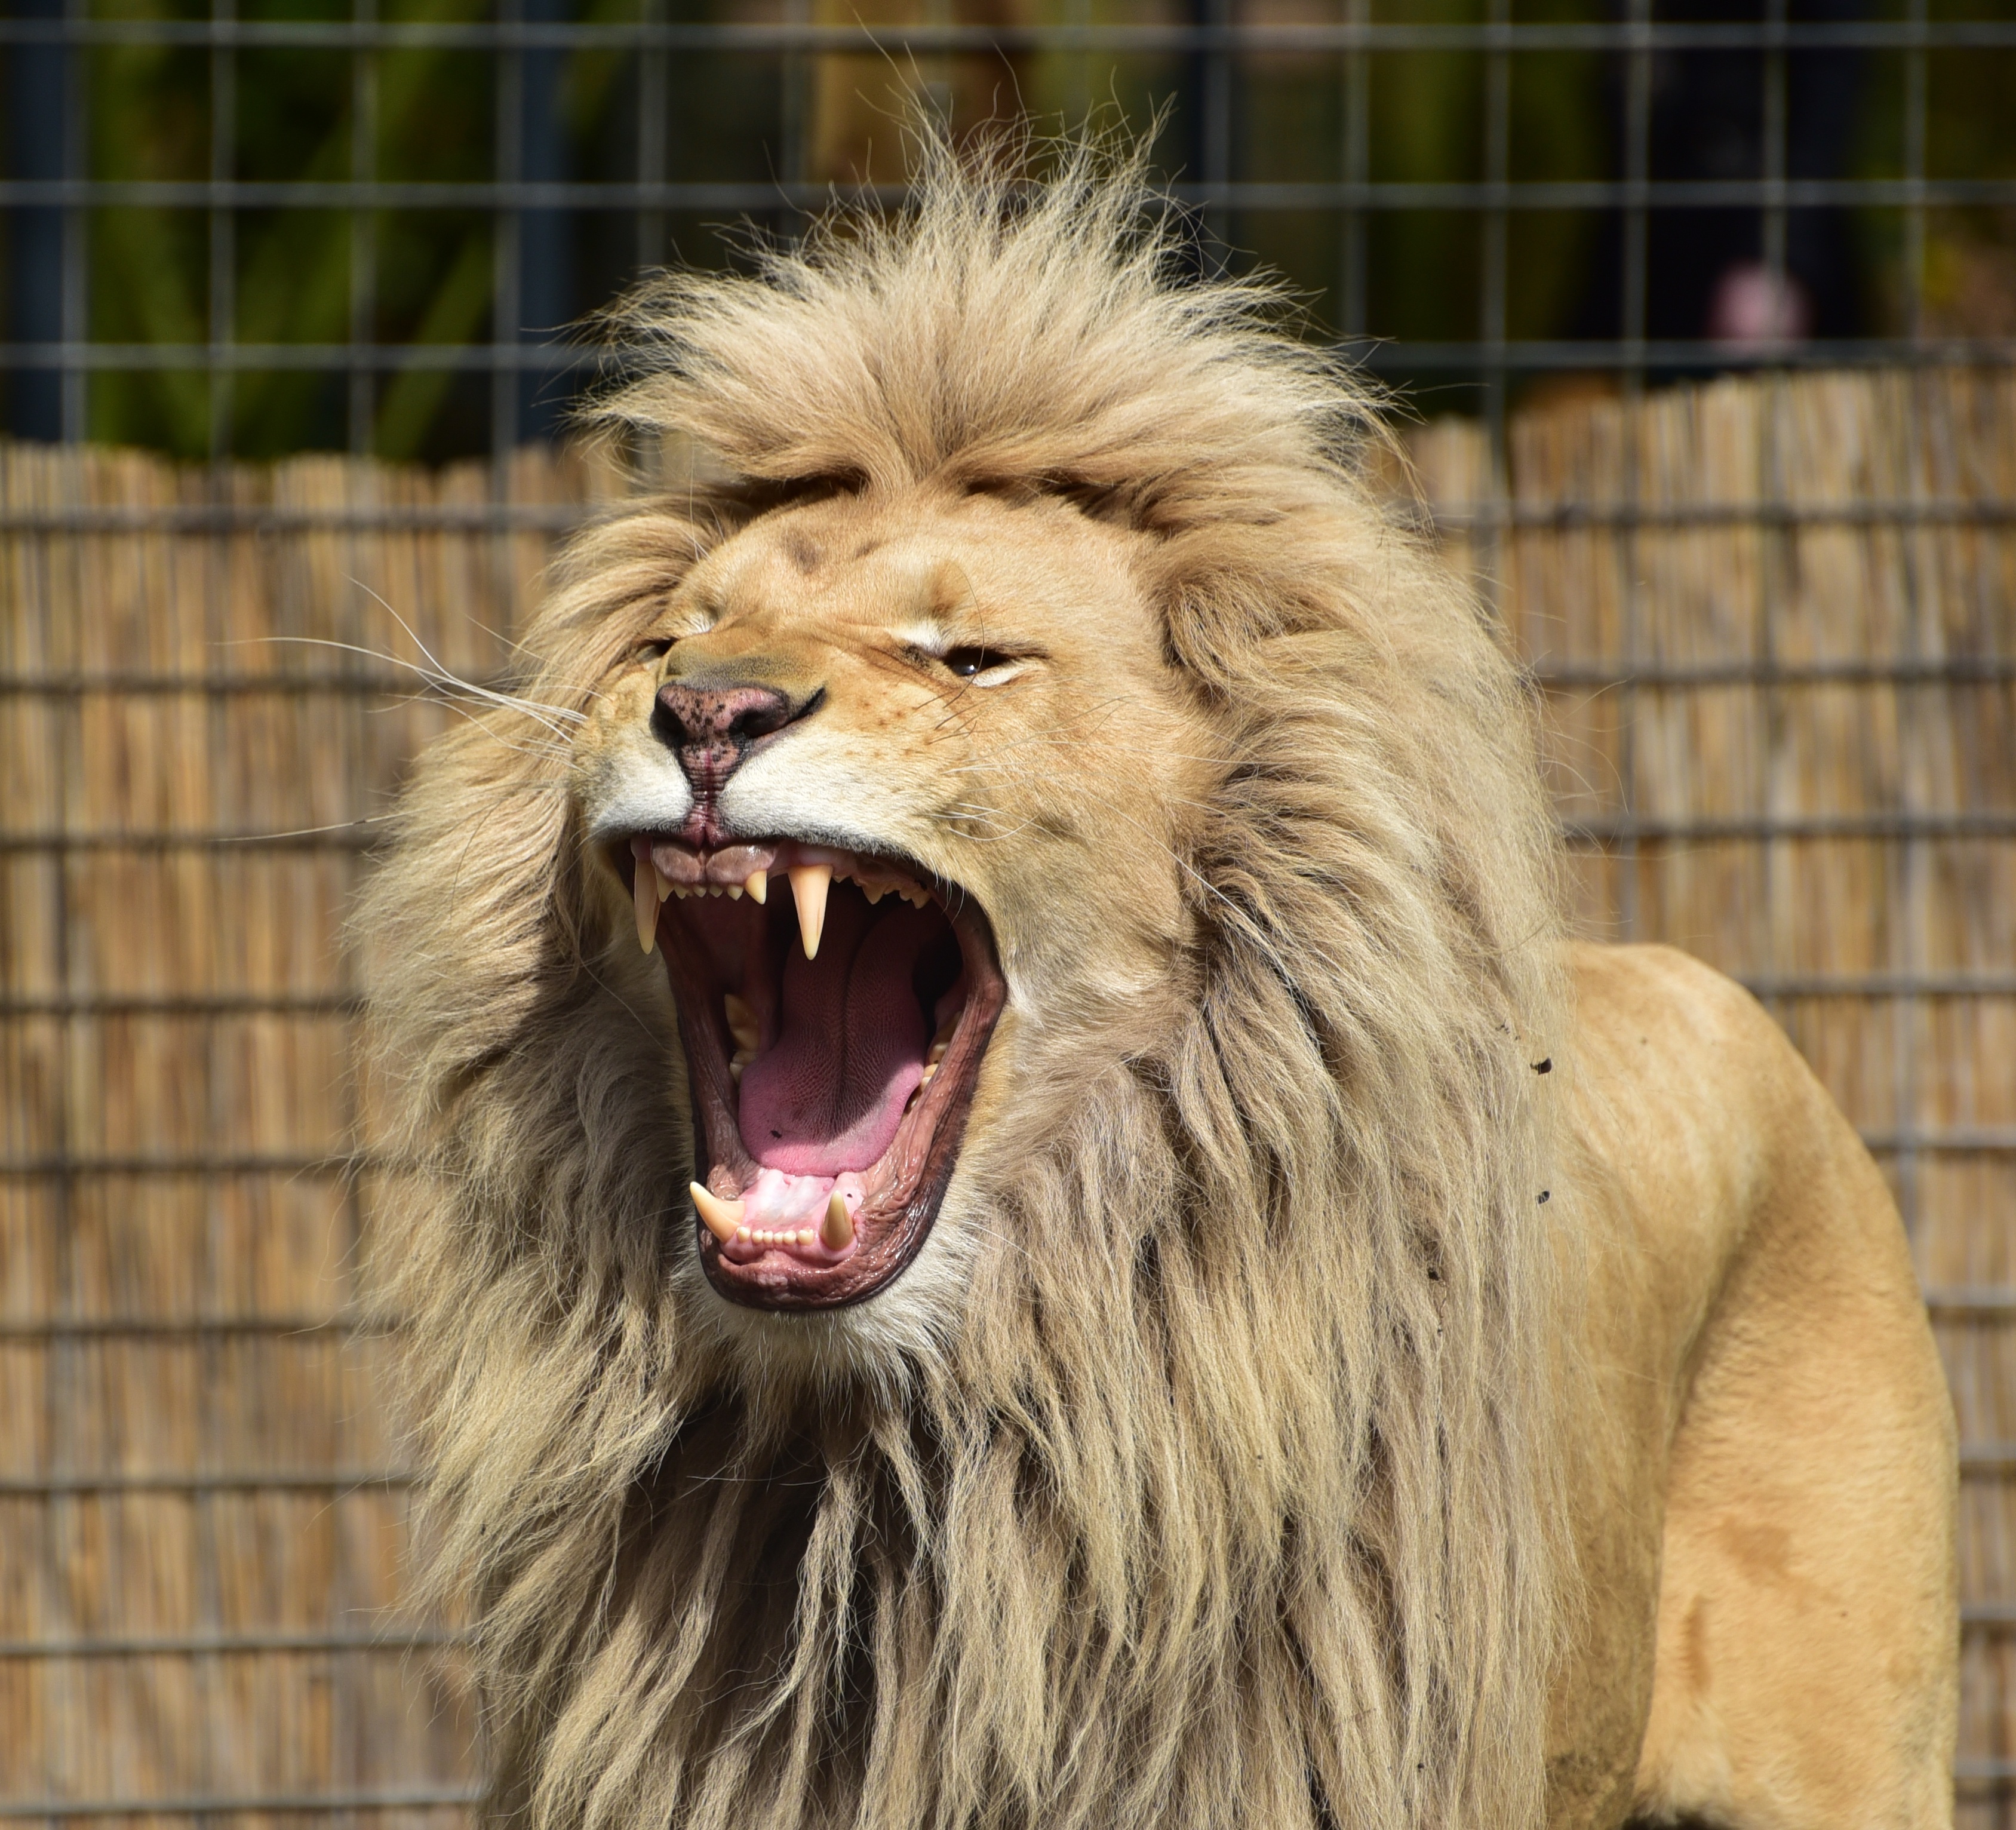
<box><xmin>690</xmin><ymin>1182</ymin><xmax>745</xmax><ymax>1245</ymax></box>
<box><xmin>634</xmin><ymin>865</ymin><xmax>659</xmax><ymax>954</ymax></box>
<box><xmin>788</xmin><ymin>864</ymin><xmax>832</xmax><ymax>960</ymax></box>
<box><xmin>820</xmin><ymin>1192</ymin><xmax>855</xmax><ymax>1251</ymax></box>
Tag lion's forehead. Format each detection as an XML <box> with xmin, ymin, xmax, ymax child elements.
<box><xmin>663</xmin><ymin>493</ymin><xmax>1154</xmax><ymax>656</ymax></box>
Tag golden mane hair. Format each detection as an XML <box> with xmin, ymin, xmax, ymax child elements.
<box><xmin>362</xmin><ymin>133</ymin><xmax>1572</xmax><ymax>1830</ymax></box>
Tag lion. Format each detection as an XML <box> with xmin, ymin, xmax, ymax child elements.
<box><xmin>361</xmin><ymin>137</ymin><xmax>1958</xmax><ymax>1830</ymax></box>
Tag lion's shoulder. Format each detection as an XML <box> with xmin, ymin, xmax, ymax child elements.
<box><xmin>1566</xmin><ymin>939</ymin><xmax>1808</xmax><ymax>1108</ymax></box>
<box><xmin>1562</xmin><ymin>939</ymin><xmax>1899</xmax><ymax>1318</ymax></box>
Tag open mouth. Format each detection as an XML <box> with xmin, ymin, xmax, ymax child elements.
<box><xmin>615</xmin><ymin>834</ymin><xmax>1006</xmax><ymax>1311</ymax></box>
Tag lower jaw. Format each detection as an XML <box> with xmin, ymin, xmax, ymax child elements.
<box><xmin>692</xmin><ymin>1097</ymin><xmax>982</xmax><ymax>1312</ymax></box>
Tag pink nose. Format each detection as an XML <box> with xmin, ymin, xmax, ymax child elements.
<box><xmin>651</xmin><ymin>680</ymin><xmax>804</xmax><ymax>792</ymax></box>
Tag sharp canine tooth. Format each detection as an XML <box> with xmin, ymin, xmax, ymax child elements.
<box><xmin>634</xmin><ymin>864</ymin><xmax>658</xmax><ymax>953</ymax></box>
<box><xmin>788</xmin><ymin>864</ymin><xmax>831</xmax><ymax>960</ymax></box>
<box><xmin>820</xmin><ymin>1192</ymin><xmax>855</xmax><ymax>1251</ymax></box>
<box><xmin>746</xmin><ymin>869</ymin><xmax>767</xmax><ymax>904</ymax></box>
<box><xmin>690</xmin><ymin>1182</ymin><xmax>744</xmax><ymax>1244</ymax></box>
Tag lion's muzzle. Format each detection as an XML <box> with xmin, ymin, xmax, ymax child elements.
<box><xmin>651</xmin><ymin>677</ymin><xmax>822</xmax><ymax>850</ymax></box>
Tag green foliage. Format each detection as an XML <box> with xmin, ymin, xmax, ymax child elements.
<box><xmin>87</xmin><ymin>0</ymin><xmax>501</xmax><ymax>457</ymax></box>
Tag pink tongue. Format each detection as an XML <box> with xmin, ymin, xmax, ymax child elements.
<box><xmin>737</xmin><ymin>895</ymin><xmax>932</xmax><ymax>1175</ymax></box>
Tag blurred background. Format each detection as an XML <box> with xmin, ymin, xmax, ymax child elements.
<box><xmin>1</xmin><ymin>0</ymin><xmax>2014</xmax><ymax>1822</ymax></box>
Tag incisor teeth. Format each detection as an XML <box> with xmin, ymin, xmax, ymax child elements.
<box><xmin>634</xmin><ymin>864</ymin><xmax>659</xmax><ymax>954</ymax></box>
<box><xmin>690</xmin><ymin>1182</ymin><xmax>744</xmax><ymax>1245</ymax></box>
<box><xmin>745</xmin><ymin>868</ymin><xmax>767</xmax><ymax>904</ymax></box>
<box><xmin>654</xmin><ymin>867</ymin><xmax>672</xmax><ymax>904</ymax></box>
<box><xmin>788</xmin><ymin>863</ymin><xmax>831</xmax><ymax>960</ymax></box>
<box><xmin>820</xmin><ymin>1191</ymin><xmax>855</xmax><ymax>1251</ymax></box>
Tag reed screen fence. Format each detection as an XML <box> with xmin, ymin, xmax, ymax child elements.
<box><xmin>1</xmin><ymin>365</ymin><xmax>2013</xmax><ymax>1823</ymax></box>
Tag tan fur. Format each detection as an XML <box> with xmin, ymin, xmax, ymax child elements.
<box><xmin>360</xmin><ymin>134</ymin><xmax>1956</xmax><ymax>1830</ymax></box>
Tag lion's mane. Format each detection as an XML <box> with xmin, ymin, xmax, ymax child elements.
<box><xmin>363</xmin><ymin>135</ymin><xmax>1572</xmax><ymax>1830</ymax></box>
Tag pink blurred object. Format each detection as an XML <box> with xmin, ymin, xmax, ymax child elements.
<box><xmin>1707</xmin><ymin>262</ymin><xmax>1814</xmax><ymax>348</ymax></box>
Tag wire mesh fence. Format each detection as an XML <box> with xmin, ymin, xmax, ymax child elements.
<box><xmin>5</xmin><ymin>0</ymin><xmax>2016</xmax><ymax>456</ymax></box>
<box><xmin>2</xmin><ymin>2</ymin><xmax>2015</xmax><ymax>1820</ymax></box>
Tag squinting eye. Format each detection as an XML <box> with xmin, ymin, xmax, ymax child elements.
<box><xmin>944</xmin><ymin>646</ymin><xmax>1006</xmax><ymax>678</ymax></box>
<box><xmin>635</xmin><ymin>638</ymin><xmax>673</xmax><ymax>662</ymax></box>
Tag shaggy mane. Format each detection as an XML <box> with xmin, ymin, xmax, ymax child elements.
<box><xmin>364</xmin><ymin>131</ymin><xmax>1572</xmax><ymax>1830</ymax></box>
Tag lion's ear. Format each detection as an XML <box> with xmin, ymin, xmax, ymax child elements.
<box><xmin>1144</xmin><ymin>530</ymin><xmax>1342</xmax><ymax>689</ymax></box>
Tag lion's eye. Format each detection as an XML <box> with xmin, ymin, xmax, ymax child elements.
<box><xmin>943</xmin><ymin>646</ymin><xmax>1007</xmax><ymax>679</ymax></box>
<box><xmin>635</xmin><ymin>637</ymin><xmax>673</xmax><ymax>662</ymax></box>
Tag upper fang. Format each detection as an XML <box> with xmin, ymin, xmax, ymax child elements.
<box><xmin>788</xmin><ymin>864</ymin><xmax>831</xmax><ymax>960</ymax></box>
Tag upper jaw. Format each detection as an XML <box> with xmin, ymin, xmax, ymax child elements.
<box><xmin>614</xmin><ymin>823</ymin><xmax>1008</xmax><ymax>1314</ymax></box>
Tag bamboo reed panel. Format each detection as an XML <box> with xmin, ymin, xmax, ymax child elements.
<box><xmin>1</xmin><ymin>370</ymin><xmax>2011</xmax><ymax>1823</ymax></box>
